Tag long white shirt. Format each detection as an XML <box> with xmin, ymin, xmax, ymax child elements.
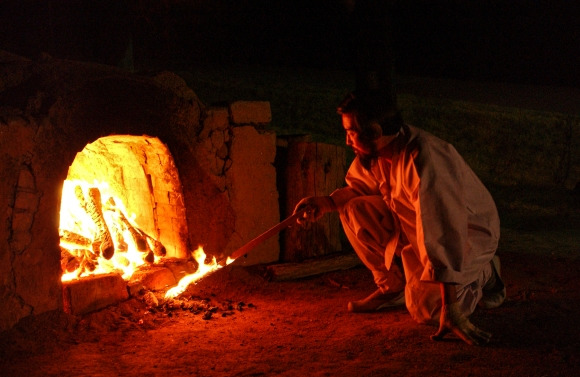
<box><xmin>331</xmin><ymin>124</ymin><xmax>500</xmax><ymax>288</ymax></box>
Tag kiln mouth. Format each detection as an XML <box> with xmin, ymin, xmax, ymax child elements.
<box><xmin>58</xmin><ymin>134</ymin><xmax>189</xmax><ymax>282</ymax></box>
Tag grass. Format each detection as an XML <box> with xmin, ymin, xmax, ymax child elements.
<box><xmin>177</xmin><ymin>64</ymin><xmax>580</xmax><ymax>258</ymax></box>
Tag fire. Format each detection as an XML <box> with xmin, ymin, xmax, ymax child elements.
<box><xmin>59</xmin><ymin>179</ymin><xmax>164</xmax><ymax>281</ymax></box>
<box><xmin>165</xmin><ymin>246</ymin><xmax>234</xmax><ymax>299</ymax></box>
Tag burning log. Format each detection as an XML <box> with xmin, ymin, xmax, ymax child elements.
<box><xmin>59</xmin><ymin>230</ymin><xmax>92</xmax><ymax>249</ymax></box>
<box><xmin>87</xmin><ymin>187</ymin><xmax>115</xmax><ymax>260</ymax></box>
<box><xmin>59</xmin><ymin>244</ymin><xmax>99</xmax><ymax>277</ymax></box>
<box><xmin>146</xmin><ymin>237</ymin><xmax>166</xmax><ymax>257</ymax></box>
<box><xmin>75</xmin><ymin>186</ymin><xmax>115</xmax><ymax>260</ymax></box>
<box><xmin>121</xmin><ymin>215</ymin><xmax>148</xmax><ymax>252</ymax></box>
<box><xmin>104</xmin><ymin>197</ymin><xmax>166</xmax><ymax>258</ymax></box>
<box><xmin>104</xmin><ymin>197</ymin><xmax>148</xmax><ymax>252</ymax></box>
<box><xmin>108</xmin><ymin>220</ymin><xmax>128</xmax><ymax>252</ymax></box>
<box><xmin>60</xmin><ymin>246</ymin><xmax>81</xmax><ymax>273</ymax></box>
<box><xmin>76</xmin><ymin>248</ymin><xmax>98</xmax><ymax>277</ymax></box>
<box><xmin>144</xmin><ymin>250</ymin><xmax>155</xmax><ymax>264</ymax></box>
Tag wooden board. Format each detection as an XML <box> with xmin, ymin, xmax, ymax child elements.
<box><xmin>266</xmin><ymin>252</ymin><xmax>361</xmax><ymax>281</ymax></box>
<box><xmin>276</xmin><ymin>137</ymin><xmax>346</xmax><ymax>262</ymax></box>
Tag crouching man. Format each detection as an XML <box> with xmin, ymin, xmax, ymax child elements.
<box><xmin>294</xmin><ymin>92</ymin><xmax>506</xmax><ymax>346</ymax></box>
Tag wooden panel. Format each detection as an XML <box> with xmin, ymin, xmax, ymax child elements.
<box><xmin>278</xmin><ymin>138</ymin><xmax>346</xmax><ymax>262</ymax></box>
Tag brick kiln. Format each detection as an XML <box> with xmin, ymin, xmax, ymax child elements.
<box><xmin>0</xmin><ymin>51</ymin><xmax>280</xmax><ymax>331</ymax></box>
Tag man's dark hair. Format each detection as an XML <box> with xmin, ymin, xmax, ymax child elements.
<box><xmin>337</xmin><ymin>91</ymin><xmax>404</xmax><ymax>170</ymax></box>
<box><xmin>337</xmin><ymin>91</ymin><xmax>404</xmax><ymax>139</ymax></box>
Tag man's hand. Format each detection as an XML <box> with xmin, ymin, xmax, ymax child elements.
<box><xmin>431</xmin><ymin>281</ymin><xmax>492</xmax><ymax>346</ymax></box>
<box><xmin>293</xmin><ymin>196</ymin><xmax>336</xmax><ymax>224</ymax></box>
<box><xmin>431</xmin><ymin>301</ymin><xmax>492</xmax><ymax>345</ymax></box>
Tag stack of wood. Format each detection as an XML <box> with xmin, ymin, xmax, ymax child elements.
<box><xmin>59</xmin><ymin>185</ymin><xmax>166</xmax><ymax>278</ymax></box>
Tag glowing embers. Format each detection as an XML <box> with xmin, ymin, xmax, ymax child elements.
<box><xmin>59</xmin><ymin>179</ymin><xmax>166</xmax><ymax>281</ymax></box>
<box><xmin>165</xmin><ymin>246</ymin><xmax>234</xmax><ymax>299</ymax></box>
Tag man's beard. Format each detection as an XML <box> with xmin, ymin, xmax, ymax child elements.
<box><xmin>355</xmin><ymin>142</ymin><xmax>379</xmax><ymax>171</ymax></box>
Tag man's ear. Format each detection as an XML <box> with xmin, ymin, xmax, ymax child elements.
<box><xmin>366</xmin><ymin>121</ymin><xmax>383</xmax><ymax>140</ymax></box>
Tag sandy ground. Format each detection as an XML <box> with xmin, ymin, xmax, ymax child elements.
<box><xmin>1</xmin><ymin>247</ymin><xmax>579</xmax><ymax>377</ymax></box>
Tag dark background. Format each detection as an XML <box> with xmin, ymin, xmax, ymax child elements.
<box><xmin>1</xmin><ymin>0</ymin><xmax>578</xmax><ymax>88</ymax></box>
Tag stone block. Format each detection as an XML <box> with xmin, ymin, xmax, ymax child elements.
<box><xmin>210</xmin><ymin>129</ymin><xmax>225</xmax><ymax>150</ymax></box>
<box><xmin>230</xmin><ymin>101</ymin><xmax>271</xmax><ymax>125</ymax></box>
<box><xmin>10</xmin><ymin>211</ymin><xmax>34</xmax><ymax>232</ymax></box>
<box><xmin>201</xmin><ymin>107</ymin><xmax>229</xmax><ymax>139</ymax></box>
<box><xmin>17</xmin><ymin>168</ymin><xmax>35</xmax><ymax>190</ymax></box>
<box><xmin>226</xmin><ymin>126</ymin><xmax>279</xmax><ymax>265</ymax></box>
<box><xmin>62</xmin><ymin>273</ymin><xmax>129</xmax><ymax>315</ymax></box>
<box><xmin>207</xmin><ymin>106</ymin><xmax>230</xmax><ymax>128</ymax></box>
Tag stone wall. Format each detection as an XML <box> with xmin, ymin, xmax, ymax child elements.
<box><xmin>196</xmin><ymin>101</ymin><xmax>279</xmax><ymax>265</ymax></box>
<box><xmin>0</xmin><ymin>51</ymin><xmax>278</xmax><ymax>331</ymax></box>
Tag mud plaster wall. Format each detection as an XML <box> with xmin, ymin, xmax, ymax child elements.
<box><xmin>0</xmin><ymin>51</ymin><xmax>278</xmax><ymax>331</ymax></box>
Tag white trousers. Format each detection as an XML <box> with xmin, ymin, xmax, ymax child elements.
<box><xmin>339</xmin><ymin>195</ymin><xmax>494</xmax><ymax>325</ymax></box>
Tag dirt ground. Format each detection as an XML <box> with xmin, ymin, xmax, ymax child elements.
<box><xmin>1</xmin><ymin>246</ymin><xmax>579</xmax><ymax>377</ymax></box>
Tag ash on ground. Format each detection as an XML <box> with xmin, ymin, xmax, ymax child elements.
<box><xmin>142</xmin><ymin>291</ymin><xmax>256</xmax><ymax>321</ymax></box>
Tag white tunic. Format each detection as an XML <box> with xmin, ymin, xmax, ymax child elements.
<box><xmin>332</xmin><ymin>124</ymin><xmax>500</xmax><ymax>323</ymax></box>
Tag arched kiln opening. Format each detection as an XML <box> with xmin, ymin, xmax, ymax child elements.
<box><xmin>58</xmin><ymin>135</ymin><xmax>189</xmax><ymax>282</ymax></box>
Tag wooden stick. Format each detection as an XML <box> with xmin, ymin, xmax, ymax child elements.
<box><xmin>224</xmin><ymin>209</ymin><xmax>306</xmax><ymax>263</ymax></box>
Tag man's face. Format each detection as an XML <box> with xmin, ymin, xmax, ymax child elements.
<box><xmin>342</xmin><ymin>114</ymin><xmax>372</xmax><ymax>156</ymax></box>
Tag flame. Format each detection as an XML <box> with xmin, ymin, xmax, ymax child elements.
<box><xmin>59</xmin><ymin>179</ymin><xmax>162</xmax><ymax>281</ymax></box>
<box><xmin>165</xmin><ymin>246</ymin><xmax>234</xmax><ymax>299</ymax></box>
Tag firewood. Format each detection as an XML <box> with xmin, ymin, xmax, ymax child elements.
<box><xmin>87</xmin><ymin>187</ymin><xmax>115</xmax><ymax>260</ymax></box>
<box><xmin>74</xmin><ymin>185</ymin><xmax>87</xmax><ymax>209</ymax></box>
<box><xmin>266</xmin><ymin>252</ymin><xmax>362</xmax><ymax>281</ymax></box>
<box><xmin>76</xmin><ymin>249</ymin><xmax>97</xmax><ymax>278</ymax></box>
<box><xmin>146</xmin><ymin>237</ymin><xmax>166</xmax><ymax>257</ymax></box>
<box><xmin>108</xmin><ymin>220</ymin><xmax>128</xmax><ymax>252</ymax></box>
<box><xmin>104</xmin><ymin>197</ymin><xmax>166</xmax><ymax>257</ymax></box>
<box><xmin>60</xmin><ymin>246</ymin><xmax>81</xmax><ymax>273</ymax></box>
<box><xmin>60</xmin><ymin>245</ymin><xmax>99</xmax><ymax>277</ymax></box>
<box><xmin>74</xmin><ymin>186</ymin><xmax>115</xmax><ymax>260</ymax></box>
<box><xmin>104</xmin><ymin>197</ymin><xmax>148</xmax><ymax>252</ymax></box>
<box><xmin>59</xmin><ymin>230</ymin><xmax>91</xmax><ymax>249</ymax></box>
<box><xmin>144</xmin><ymin>250</ymin><xmax>155</xmax><ymax>264</ymax></box>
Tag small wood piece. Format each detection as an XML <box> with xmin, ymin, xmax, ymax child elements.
<box><xmin>266</xmin><ymin>252</ymin><xmax>362</xmax><ymax>281</ymax></box>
